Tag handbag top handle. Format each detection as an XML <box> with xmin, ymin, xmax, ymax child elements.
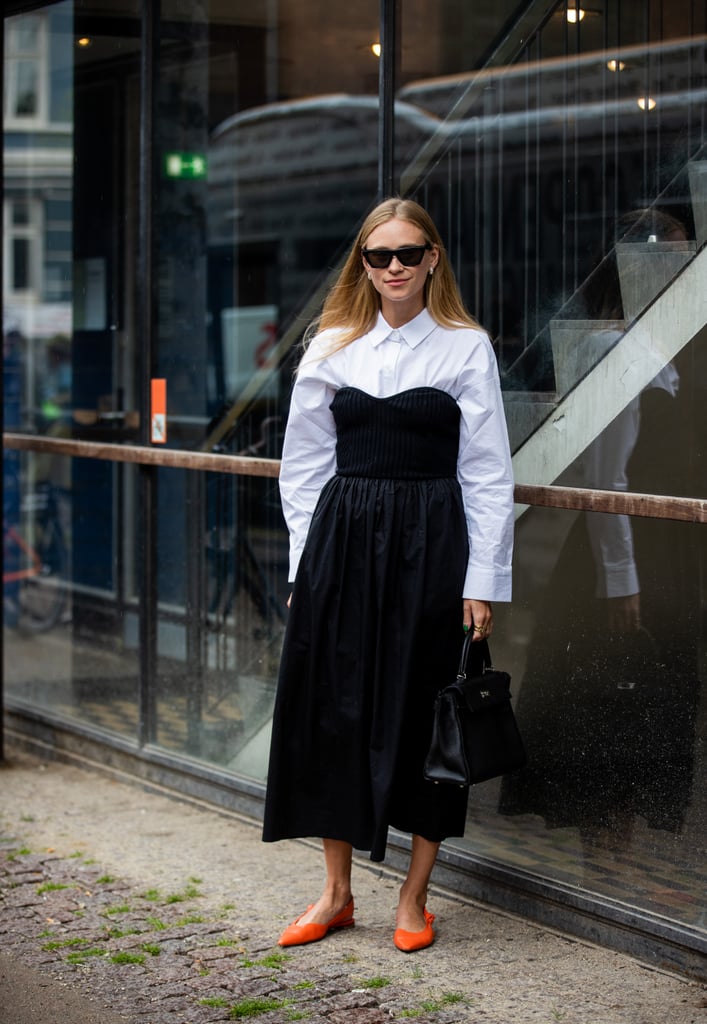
<box><xmin>458</xmin><ymin>634</ymin><xmax>492</xmax><ymax>679</ymax></box>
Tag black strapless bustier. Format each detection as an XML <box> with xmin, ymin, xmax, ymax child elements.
<box><xmin>330</xmin><ymin>386</ymin><xmax>460</xmax><ymax>480</ymax></box>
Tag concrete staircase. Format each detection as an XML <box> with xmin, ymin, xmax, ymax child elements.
<box><xmin>505</xmin><ymin>159</ymin><xmax>707</xmax><ymax>500</ymax></box>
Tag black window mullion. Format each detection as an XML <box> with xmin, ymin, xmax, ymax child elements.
<box><xmin>378</xmin><ymin>0</ymin><xmax>398</xmax><ymax>200</ymax></box>
<box><xmin>138</xmin><ymin>0</ymin><xmax>160</xmax><ymax>748</ymax></box>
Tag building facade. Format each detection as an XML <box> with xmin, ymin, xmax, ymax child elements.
<box><xmin>3</xmin><ymin>0</ymin><xmax>706</xmax><ymax>976</ymax></box>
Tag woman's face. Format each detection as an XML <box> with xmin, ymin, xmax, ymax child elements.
<box><xmin>362</xmin><ymin>217</ymin><xmax>439</xmax><ymax>324</ymax></box>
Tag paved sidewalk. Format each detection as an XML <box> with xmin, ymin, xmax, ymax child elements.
<box><xmin>0</xmin><ymin>744</ymin><xmax>705</xmax><ymax>1024</ymax></box>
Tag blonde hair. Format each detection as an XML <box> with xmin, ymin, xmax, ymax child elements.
<box><xmin>305</xmin><ymin>198</ymin><xmax>479</xmax><ymax>354</ymax></box>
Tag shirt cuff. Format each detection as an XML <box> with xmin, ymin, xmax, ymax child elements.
<box><xmin>288</xmin><ymin>544</ymin><xmax>304</xmax><ymax>585</ymax></box>
<box><xmin>463</xmin><ymin>563</ymin><xmax>512</xmax><ymax>602</ymax></box>
<box><xmin>595</xmin><ymin>562</ymin><xmax>640</xmax><ymax>599</ymax></box>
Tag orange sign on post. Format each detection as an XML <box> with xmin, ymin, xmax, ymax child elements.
<box><xmin>151</xmin><ymin>378</ymin><xmax>167</xmax><ymax>443</ymax></box>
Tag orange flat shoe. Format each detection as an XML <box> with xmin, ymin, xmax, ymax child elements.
<box><xmin>278</xmin><ymin>897</ymin><xmax>355</xmax><ymax>947</ymax></box>
<box><xmin>393</xmin><ymin>908</ymin><xmax>435</xmax><ymax>952</ymax></box>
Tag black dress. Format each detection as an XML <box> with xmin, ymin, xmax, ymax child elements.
<box><xmin>263</xmin><ymin>386</ymin><xmax>478</xmax><ymax>862</ymax></box>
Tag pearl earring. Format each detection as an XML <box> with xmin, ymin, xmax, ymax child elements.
<box><xmin>367</xmin><ymin>272</ymin><xmax>372</xmax><ymax>281</ymax></box>
<box><xmin>429</xmin><ymin>267</ymin><xmax>435</xmax><ymax>276</ymax></box>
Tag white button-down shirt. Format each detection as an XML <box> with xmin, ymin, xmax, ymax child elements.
<box><xmin>279</xmin><ymin>308</ymin><xmax>514</xmax><ymax>601</ymax></box>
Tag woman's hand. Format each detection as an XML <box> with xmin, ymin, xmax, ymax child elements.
<box><xmin>463</xmin><ymin>599</ymin><xmax>493</xmax><ymax>641</ymax></box>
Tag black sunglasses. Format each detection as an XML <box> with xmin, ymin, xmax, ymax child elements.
<box><xmin>362</xmin><ymin>244</ymin><xmax>431</xmax><ymax>269</ymax></box>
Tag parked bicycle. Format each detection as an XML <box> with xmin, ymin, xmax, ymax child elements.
<box><xmin>3</xmin><ymin>481</ymin><xmax>68</xmax><ymax>632</ymax></box>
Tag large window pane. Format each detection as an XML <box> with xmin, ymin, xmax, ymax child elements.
<box><xmin>398</xmin><ymin>1</ymin><xmax>707</xmax><ymax>501</ymax></box>
<box><xmin>150</xmin><ymin>0</ymin><xmax>377</xmax><ymax>766</ymax></box>
<box><xmin>155</xmin><ymin>0</ymin><xmax>379</xmax><ymax>456</ymax></box>
<box><xmin>449</xmin><ymin>504</ymin><xmax>706</xmax><ymax>932</ymax></box>
<box><xmin>3</xmin><ymin>451</ymin><xmax>140</xmax><ymax>744</ymax></box>
<box><xmin>395</xmin><ymin>0</ymin><xmax>707</xmax><ymax>944</ymax></box>
<box><xmin>4</xmin><ymin>2</ymin><xmax>143</xmax><ymax>738</ymax></box>
<box><xmin>138</xmin><ymin>467</ymin><xmax>287</xmax><ymax>775</ymax></box>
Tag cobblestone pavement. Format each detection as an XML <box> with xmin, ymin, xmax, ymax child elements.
<box><xmin>1</xmin><ymin>746</ymin><xmax>706</xmax><ymax>1024</ymax></box>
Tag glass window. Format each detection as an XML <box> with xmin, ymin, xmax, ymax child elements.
<box><xmin>395</xmin><ymin>0</ymin><xmax>707</xmax><ymax>945</ymax></box>
<box><xmin>12</xmin><ymin>237</ymin><xmax>30</xmax><ymax>290</ymax></box>
<box><xmin>4</xmin><ymin>14</ymin><xmax>46</xmax><ymax>123</ymax></box>
<box><xmin>4</xmin><ymin>1</ymin><xmax>142</xmax><ymax>742</ymax></box>
<box><xmin>12</xmin><ymin>199</ymin><xmax>31</xmax><ymax>225</ymax></box>
<box><xmin>4</xmin><ymin>0</ymin><xmax>378</xmax><ymax>768</ymax></box>
<box><xmin>3</xmin><ymin>450</ymin><xmax>141</xmax><ymax>745</ymax></box>
<box><xmin>449</xmin><ymin>503</ymin><xmax>706</xmax><ymax>933</ymax></box>
<box><xmin>398</xmin><ymin>1</ymin><xmax>707</xmax><ymax>501</ymax></box>
<box><xmin>151</xmin><ymin>0</ymin><xmax>377</xmax><ymax>767</ymax></box>
<box><xmin>5</xmin><ymin>198</ymin><xmax>41</xmax><ymax>297</ymax></box>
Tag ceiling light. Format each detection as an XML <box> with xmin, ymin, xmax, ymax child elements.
<box><xmin>76</xmin><ymin>36</ymin><xmax>92</xmax><ymax>48</ymax></box>
<box><xmin>371</xmin><ymin>42</ymin><xmax>381</xmax><ymax>57</ymax></box>
<box><xmin>637</xmin><ymin>96</ymin><xmax>657</xmax><ymax>111</ymax></box>
<box><xmin>566</xmin><ymin>6</ymin><xmax>586</xmax><ymax>22</ymax></box>
<box><xmin>607</xmin><ymin>59</ymin><xmax>626</xmax><ymax>72</ymax></box>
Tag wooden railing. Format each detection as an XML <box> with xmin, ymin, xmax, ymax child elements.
<box><xmin>5</xmin><ymin>433</ymin><xmax>707</xmax><ymax>523</ymax></box>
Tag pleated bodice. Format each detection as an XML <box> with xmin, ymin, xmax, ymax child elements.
<box><xmin>330</xmin><ymin>386</ymin><xmax>460</xmax><ymax>479</ymax></box>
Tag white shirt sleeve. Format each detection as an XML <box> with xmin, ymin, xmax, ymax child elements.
<box><xmin>580</xmin><ymin>400</ymin><xmax>640</xmax><ymax>598</ymax></box>
<box><xmin>278</xmin><ymin>342</ymin><xmax>338</xmax><ymax>583</ymax></box>
<box><xmin>455</xmin><ymin>337</ymin><xmax>515</xmax><ymax>601</ymax></box>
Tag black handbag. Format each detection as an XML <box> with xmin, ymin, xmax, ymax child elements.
<box><xmin>424</xmin><ymin>635</ymin><xmax>527</xmax><ymax>787</ymax></box>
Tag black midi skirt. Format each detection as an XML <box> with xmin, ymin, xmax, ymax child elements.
<box><xmin>263</xmin><ymin>386</ymin><xmax>477</xmax><ymax>861</ymax></box>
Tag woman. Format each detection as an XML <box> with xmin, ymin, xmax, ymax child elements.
<box><xmin>263</xmin><ymin>198</ymin><xmax>514</xmax><ymax>951</ymax></box>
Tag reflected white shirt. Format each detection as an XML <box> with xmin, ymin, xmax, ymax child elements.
<box><xmin>567</xmin><ymin>330</ymin><xmax>679</xmax><ymax>598</ymax></box>
<box><xmin>279</xmin><ymin>308</ymin><xmax>514</xmax><ymax>601</ymax></box>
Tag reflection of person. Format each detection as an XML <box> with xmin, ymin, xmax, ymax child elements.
<box><xmin>501</xmin><ymin>208</ymin><xmax>699</xmax><ymax>854</ymax></box>
<box><xmin>570</xmin><ymin>209</ymin><xmax>685</xmax><ymax>633</ymax></box>
<box><xmin>41</xmin><ymin>337</ymin><xmax>72</xmax><ymax>422</ymax></box>
<box><xmin>263</xmin><ymin>198</ymin><xmax>514</xmax><ymax>951</ymax></box>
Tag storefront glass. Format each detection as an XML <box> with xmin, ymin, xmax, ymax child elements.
<box><xmin>451</xmin><ymin>504</ymin><xmax>706</xmax><ymax>933</ymax></box>
<box><xmin>4</xmin><ymin>1</ymin><xmax>144</xmax><ymax>736</ymax></box>
<box><xmin>394</xmin><ymin>0</ymin><xmax>707</xmax><ymax>938</ymax></box>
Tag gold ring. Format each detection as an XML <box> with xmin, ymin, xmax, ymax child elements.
<box><xmin>473</xmin><ymin>624</ymin><xmax>484</xmax><ymax>633</ymax></box>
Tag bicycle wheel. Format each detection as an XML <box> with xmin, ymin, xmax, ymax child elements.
<box><xmin>17</xmin><ymin>516</ymin><xmax>68</xmax><ymax>632</ymax></box>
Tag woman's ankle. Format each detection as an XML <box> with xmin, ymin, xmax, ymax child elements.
<box><xmin>322</xmin><ymin>883</ymin><xmax>353</xmax><ymax>907</ymax></box>
<box><xmin>398</xmin><ymin>881</ymin><xmax>426</xmax><ymax>910</ymax></box>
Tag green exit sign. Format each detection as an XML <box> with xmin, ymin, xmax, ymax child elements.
<box><xmin>163</xmin><ymin>152</ymin><xmax>207</xmax><ymax>179</ymax></box>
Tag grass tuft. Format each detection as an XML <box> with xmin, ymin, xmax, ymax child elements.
<box><xmin>42</xmin><ymin>938</ymin><xmax>89</xmax><ymax>951</ymax></box>
<box><xmin>66</xmin><ymin>948</ymin><xmax>105</xmax><ymax>965</ymax></box>
<box><xmin>110</xmin><ymin>951</ymin><xmax>145</xmax><ymax>965</ymax></box>
<box><xmin>103</xmin><ymin>903</ymin><xmax>131</xmax><ymax>916</ymax></box>
<box><xmin>242</xmin><ymin>951</ymin><xmax>291</xmax><ymax>970</ymax></box>
<box><xmin>166</xmin><ymin>883</ymin><xmax>202</xmax><ymax>903</ymax></box>
<box><xmin>145</xmin><ymin>915</ymin><xmax>167</xmax><ymax>931</ymax></box>
<box><xmin>228</xmin><ymin>998</ymin><xmax>289</xmax><ymax>1019</ymax></box>
<box><xmin>176</xmin><ymin>913</ymin><xmax>204</xmax><ymax>926</ymax></box>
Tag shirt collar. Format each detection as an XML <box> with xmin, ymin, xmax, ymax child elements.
<box><xmin>368</xmin><ymin>308</ymin><xmax>437</xmax><ymax>349</ymax></box>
